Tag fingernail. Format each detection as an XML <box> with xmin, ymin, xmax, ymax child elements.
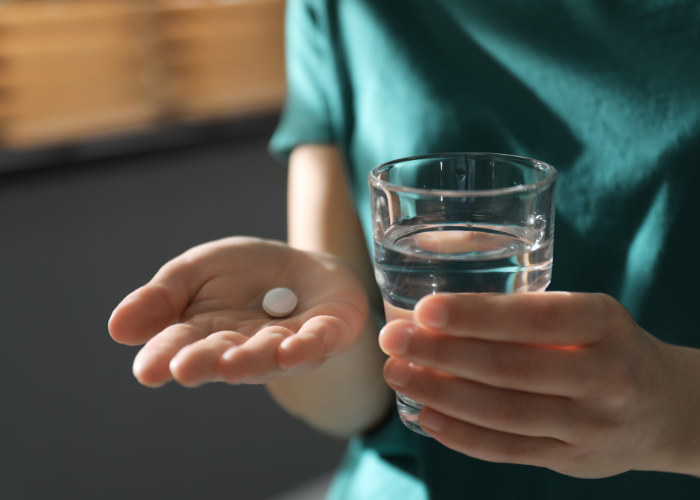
<box><xmin>278</xmin><ymin>338</ymin><xmax>298</xmax><ymax>370</ymax></box>
<box><xmin>417</xmin><ymin>301</ymin><xmax>448</xmax><ymax>329</ymax></box>
<box><xmin>379</xmin><ymin>324</ymin><xmax>411</xmax><ymax>356</ymax></box>
<box><xmin>421</xmin><ymin>410</ymin><xmax>446</xmax><ymax>432</ymax></box>
<box><xmin>222</xmin><ymin>347</ymin><xmax>237</xmax><ymax>362</ymax></box>
<box><xmin>280</xmin><ymin>337</ymin><xmax>293</xmax><ymax>351</ymax></box>
<box><xmin>385</xmin><ymin>361</ymin><xmax>411</xmax><ymax>388</ymax></box>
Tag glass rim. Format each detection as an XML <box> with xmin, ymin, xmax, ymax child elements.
<box><xmin>369</xmin><ymin>152</ymin><xmax>558</xmax><ymax>198</ymax></box>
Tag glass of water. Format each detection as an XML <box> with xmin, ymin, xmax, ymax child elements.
<box><xmin>369</xmin><ymin>152</ymin><xmax>557</xmax><ymax>436</ymax></box>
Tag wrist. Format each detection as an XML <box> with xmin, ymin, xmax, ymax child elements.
<box><xmin>647</xmin><ymin>344</ymin><xmax>700</xmax><ymax>476</ymax></box>
<box><xmin>266</xmin><ymin>317</ymin><xmax>391</xmax><ymax>437</ymax></box>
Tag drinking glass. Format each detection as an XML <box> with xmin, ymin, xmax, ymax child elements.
<box><xmin>369</xmin><ymin>152</ymin><xmax>557</xmax><ymax>436</ymax></box>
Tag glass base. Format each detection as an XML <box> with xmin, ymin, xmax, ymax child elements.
<box><xmin>396</xmin><ymin>392</ymin><xmax>431</xmax><ymax>437</ymax></box>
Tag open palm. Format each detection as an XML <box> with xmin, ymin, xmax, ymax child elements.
<box><xmin>109</xmin><ymin>237</ymin><xmax>368</xmax><ymax>387</ymax></box>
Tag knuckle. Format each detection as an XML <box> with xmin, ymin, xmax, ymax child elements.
<box><xmin>595</xmin><ymin>292</ymin><xmax>618</xmax><ymax>310</ymax></box>
<box><xmin>567</xmin><ymin>416</ymin><xmax>596</xmax><ymax>445</ymax></box>
<box><xmin>595</xmin><ymin>293</ymin><xmax>632</xmax><ymax>334</ymax></box>
<box><xmin>602</xmin><ymin>368</ymin><xmax>636</xmax><ymax>408</ymax></box>
<box><xmin>588</xmin><ymin>355</ymin><xmax>637</xmax><ymax>410</ymax></box>
<box><xmin>566</xmin><ymin>406</ymin><xmax>602</xmax><ymax>444</ymax></box>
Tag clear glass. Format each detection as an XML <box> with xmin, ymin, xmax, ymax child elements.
<box><xmin>369</xmin><ymin>152</ymin><xmax>557</xmax><ymax>436</ymax></box>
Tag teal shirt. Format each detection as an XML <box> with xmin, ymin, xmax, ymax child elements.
<box><xmin>270</xmin><ymin>1</ymin><xmax>700</xmax><ymax>498</ymax></box>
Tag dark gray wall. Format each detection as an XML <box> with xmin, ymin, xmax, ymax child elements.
<box><xmin>0</xmin><ymin>136</ymin><xmax>347</xmax><ymax>500</ymax></box>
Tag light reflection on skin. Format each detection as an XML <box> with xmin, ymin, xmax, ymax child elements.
<box><xmin>537</xmin><ymin>344</ymin><xmax>581</xmax><ymax>350</ymax></box>
<box><xmin>382</xmin><ymin>301</ymin><xmax>581</xmax><ymax>350</ymax></box>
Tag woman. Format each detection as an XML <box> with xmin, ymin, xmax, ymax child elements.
<box><xmin>110</xmin><ymin>1</ymin><xmax>700</xmax><ymax>498</ymax></box>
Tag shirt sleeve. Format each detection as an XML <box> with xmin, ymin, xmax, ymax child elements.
<box><xmin>269</xmin><ymin>0</ymin><xmax>338</xmax><ymax>162</ymax></box>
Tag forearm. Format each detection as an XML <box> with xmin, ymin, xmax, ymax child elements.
<box><xmin>265</xmin><ymin>144</ymin><xmax>391</xmax><ymax>437</ymax></box>
<box><xmin>285</xmin><ymin>144</ymin><xmax>381</xmax><ymax>306</ymax></box>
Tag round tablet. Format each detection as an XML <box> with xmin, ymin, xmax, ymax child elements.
<box><xmin>262</xmin><ymin>288</ymin><xmax>298</xmax><ymax>318</ymax></box>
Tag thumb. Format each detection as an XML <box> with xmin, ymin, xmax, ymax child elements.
<box><xmin>109</xmin><ymin>259</ymin><xmax>196</xmax><ymax>345</ymax></box>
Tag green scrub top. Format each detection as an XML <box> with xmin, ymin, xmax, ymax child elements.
<box><xmin>269</xmin><ymin>1</ymin><xmax>700</xmax><ymax>498</ymax></box>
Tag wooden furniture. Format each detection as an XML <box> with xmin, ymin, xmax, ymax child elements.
<box><xmin>0</xmin><ymin>0</ymin><xmax>160</xmax><ymax>148</ymax></box>
<box><xmin>0</xmin><ymin>0</ymin><xmax>286</xmax><ymax>149</ymax></box>
<box><xmin>156</xmin><ymin>0</ymin><xmax>286</xmax><ymax>121</ymax></box>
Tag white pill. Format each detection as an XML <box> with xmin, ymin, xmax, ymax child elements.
<box><xmin>262</xmin><ymin>288</ymin><xmax>298</xmax><ymax>318</ymax></box>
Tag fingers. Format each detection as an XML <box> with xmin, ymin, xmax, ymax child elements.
<box><xmin>109</xmin><ymin>285</ymin><xmax>186</xmax><ymax>346</ymax></box>
<box><xmin>136</xmin><ymin>323</ymin><xmax>294</xmax><ymax>388</ymax></box>
<box><xmin>169</xmin><ymin>331</ymin><xmax>248</xmax><ymax>387</ymax></box>
<box><xmin>414</xmin><ymin>292</ymin><xmax>624</xmax><ymax>345</ymax></box>
<box><xmin>133</xmin><ymin>323</ymin><xmax>208</xmax><ymax>387</ymax></box>
<box><xmin>276</xmin><ymin>310</ymin><xmax>360</xmax><ymax>369</ymax></box>
<box><xmin>379</xmin><ymin>320</ymin><xmax>594</xmax><ymax>396</ymax></box>
<box><xmin>418</xmin><ymin>407</ymin><xmax>568</xmax><ymax>469</ymax></box>
<box><xmin>109</xmin><ymin>237</ymin><xmax>275</xmax><ymax>346</ymax></box>
<box><xmin>109</xmin><ymin>259</ymin><xmax>203</xmax><ymax>346</ymax></box>
<box><xmin>384</xmin><ymin>358</ymin><xmax>579</xmax><ymax>440</ymax></box>
<box><xmin>169</xmin><ymin>309</ymin><xmax>360</xmax><ymax>386</ymax></box>
<box><xmin>220</xmin><ymin>326</ymin><xmax>295</xmax><ymax>383</ymax></box>
<box><xmin>168</xmin><ymin>319</ymin><xmax>338</xmax><ymax>387</ymax></box>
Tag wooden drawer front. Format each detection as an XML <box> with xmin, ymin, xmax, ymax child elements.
<box><xmin>159</xmin><ymin>1</ymin><xmax>284</xmax><ymax>40</ymax></box>
<box><xmin>0</xmin><ymin>0</ymin><xmax>286</xmax><ymax>147</ymax></box>
<box><xmin>0</xmin><ymin>51</ymin><xmax>145</xmax><ymax>88</ymax></box>
<box><xmin>2</xmin><ymin>103</ymin><xmax>158</xmax><ymax>147</ymax></box>
<box><xmin>0</xmin><ymin>20</ymin><xmax>143</xmax><ymax>57</ymax></box>
<box><xmin>172</xmin><ymin>85</ymin><xmax>285</xmax><ymax>120</ymax></box>
<box><xmin>159</xmin><ymin>0</ymin><xmax>286</xmax><ymax>121</ymax></box>
<box><xmin>0</xmin><ymin>0</ymin><xmax>143</xmax><ymax>26</ymax></box>
<box><xmin>0</xmin><ymin>79</ymin><xmax>150</xmax><ymax>119</ymax></box>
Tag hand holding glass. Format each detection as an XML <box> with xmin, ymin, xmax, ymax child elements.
<box><xmin>369</xmin><ymin>153</ymin><xmax>557</xmax><ymax>435</ymax></box>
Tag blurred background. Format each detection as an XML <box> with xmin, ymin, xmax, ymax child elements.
<box><xmin>1</xmin><ymin>0</ymin><xmax>347</xmax><ymax>499</ymax></box>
